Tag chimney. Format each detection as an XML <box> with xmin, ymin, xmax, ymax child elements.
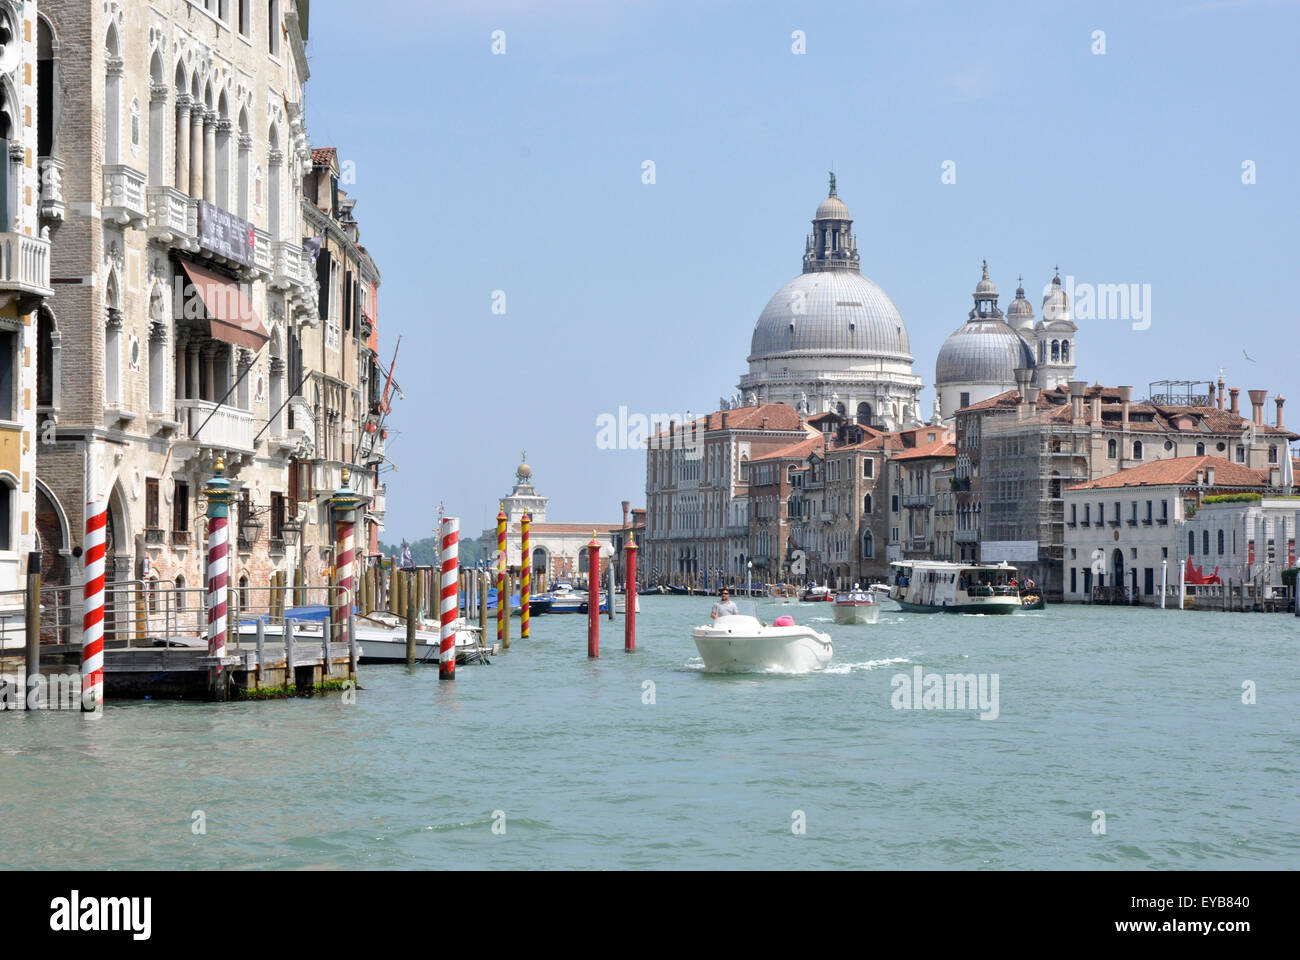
<box><xmin>1025</xmin><ymin>384</ymin><xmax>1040</xmax><ymax>416</ymax></box>
<box><xmin>1229</xmin><ymin>388</ymin><xmax>1240</xmax><ymax>416</ymax></box>
<box><xmin>621</xmin><ymin>500</ymin><xmax>630</xmax><ymax>527</ymax></box>
<box><xmin>761</xmin><ymin>415</ymin><xmax>768</xmax><ymax>430</ymax></box>
<box><xmin>721</xmin><ymin>411</ymin><xmax>728</xmax><ymax>430</ymax></box>
<box><xmin>1014</xmin><ymin>367</ymin><xmax>1033</xmax><ymax>419</ymax></box>
<box><xmin>1195</xmin><ymin>469</ymin><xmax>1204</xmax><ymax>487</ymax></box>
<box><xmin>1270</xmin><ymin>467</ymin><xmax>1281</xmax><ymax>487</ymax></box>
<box><xmin>1276</xmin><ymin>396</ymin><xmax>1286</xmax><ymax>429</ymax></box>
<box><xmin>1117</xmin><ymin>385</ymin><xmax>1133</xmax><ymax>425</ymax></box>
<box><xmin>1069</xmin><ymin>380</ymin><xmax>1087</xmax><ymax>422</ymax></box>
<box><xmin>1205</xmin><ymin>466</ymin><xmax>1216</xmax><ymax>488</ymax></box>
<box><xmin>1217</xmin><ymin>375</ymin><xmax>1226</xmax><ymax>410</ymax></box>
<box><xmin>1248</xmin><ymin>389</ymin><xmax>1267</xmax><ymax>426</ymax></box>
<box><xmin>1090</xmin><ymin>395</ymin><xmax>1101</xmax><ymax>425</ymax></box>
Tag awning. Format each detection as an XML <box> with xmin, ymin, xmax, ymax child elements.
<box><xmin>178</xmin><ymin>260</ymin><xmax>270</xmax><ymax>349</ymax></box>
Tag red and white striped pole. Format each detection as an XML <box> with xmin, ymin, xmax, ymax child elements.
<box><xmin>80</xmin><ymin>501</ymin><xmax>108</xmax><ymax>712</ymax></box>
<box><xmin>330</xmin><ymin>468</ymin><xmax>361</xmax><ymax>650</ymax></box>
<box><xmin>204</xmin><ymin>458</ymin><xmax>234</xmax><ymax>699</ymax></box>
<box><xmin>439</xmin><ymin>516</ymin><xmax>459</xmax><ymax>680</ymax></box>
<box><xmin>624</xmin><ymin>533</ymin><xmax>638</xmax><ymax>652</ymax></box>
<box><xmin>586</xmin><ymin>531</ymin><xmax>600</xmax><ymax>658</ymax></box>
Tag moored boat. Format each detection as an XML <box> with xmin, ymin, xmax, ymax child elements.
<box><xmin>691</xmin><ymin>614</ymin><xmax>833</xmax><ymax>673</ymax></box>
<box><xmin>889</xmin><ymin>561</ymin><xmax>1022</xmax><ymax>614</ymax></box>
<box><xmin>1020</xmin><ymin>593</ymin><xmax>1046</xmax><ymax>611</ymax></box>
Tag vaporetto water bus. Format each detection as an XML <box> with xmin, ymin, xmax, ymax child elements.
<box><xmin>889</xmin><ymin>561</ymin><xmax>1023</xmax><ymax>614</ymax></box>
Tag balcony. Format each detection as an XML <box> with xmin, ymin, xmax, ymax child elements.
<box><xmin>251</xmin><ymin>227</ymin><xmax>273</xmax><ymax>279</ymax></box>
<box><xmin>271</xmin><ymin>240</ymin><xmax>305</xmax><ymax>291</ymax></box>
<box><xmin>819</xmin><ymin>512</ymin><xmax>834</xmax><ymax>524</ymax></box>
<box><xmin>103</xmin><ymin>164</ymin><xmax>149</xmax><ymax>228</ymax></box>
<box><xmin>172</xmin><ymin>530</ymin><xmax>191</xmax><ymax>547</ymax></box>
<box><xmin>145</xmin><ymin>528</ymin><xmax>166</xmax><ymax>546</ymax></box>
<box><xmin>147</xmin><ymin>186</ymin><xmax>199</xmax><ymax>251</ymax></box>
<box><xmin>371</xmin><ymin>483</ymin><xmax>387</xmax><ymax>518</ymax></box>
<box><xmin>282</xmin><ymin>395</ymin><xmax>316</xmax><ymax>457</ymax></box>
<box><xmin>0</xmin><ymin>232</ymin><xmax>52</xmax><ymax>299</ymax></box>
<box><xmin>954</xmin><ymin>529</ymin><xmax>979</xmax><ymax>543</ymax></box>
<box><xmin>39</xmin><ymin>156</ymin><xmax>65</xmax><ymax>221</ymax></box>
<box><xmin>902</xmin><ymin>493</ymin><xmax>930</xmax><ymax>507</ymax></box>
<box><xmin>175</xmin><ymin>398</ymin><xmax>254</xmax><ymax>453</ymax></box>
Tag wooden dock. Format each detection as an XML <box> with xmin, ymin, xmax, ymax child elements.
<box><xmin>18</xmin><ymin>638</ymin><xmax>355</xmax><ymax>702</ymax></box>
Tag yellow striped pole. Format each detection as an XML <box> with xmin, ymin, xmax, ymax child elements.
<box><xmin>521</xmin><ymin>512</ymin><xmax>531</xmax><ymax>638</ymax></box>
<box><xmin>496</xmin><ymin>502</ymin><xmax>508</xmax><ymax>648</ymax></box>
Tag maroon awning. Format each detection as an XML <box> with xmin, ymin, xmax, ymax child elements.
<box><xmin>178</xmin><ymin>260</ymin><xmax>270</xmax><ymax>350</ymax></box>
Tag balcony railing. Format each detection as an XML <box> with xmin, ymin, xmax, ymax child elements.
<box><xmin>0</xmin><ymin>231</ymin><xmax>52</xmax><ymax>298</ymax></box>
<box><xmin>147</xmin><ymin>186</ymin><xmax>199</xmax><ymax>250</ymax></box>
<box><xmin>902</xmin><ymin>493</ymin><xmax>930</xmax><ymax>507</ymax></box>
<box><xmin>176</xmin><ymin>398</ymin><xmax>254</xmax><ymax>452</ymax></box>
<box><xmin>271</xmin><ymin>240</ymin><xmax>304</xmax><ymax>290</ymax></box>
<box><xmin>145</xmin><ymin>528</ymin><xmax>166</xmax><ymax>546</ymax></box>
<box><xmin>103</xmin><ymin>164</ymin><xmax>149</xmax><ymax>228</ymax></box>
<box><xmin>954</xmin><ymin>529</ymin><xmax>979</xmax><ymax>543</ymax></box>
<box><xmin>252</xmin><ymin>227</ymin><xmax>273</xmax><ymax>278</ymax></box>
<box><xmin>171</xmin><ymin>530</ymin><xmax>191</xmax><ymax>547</ymax></box>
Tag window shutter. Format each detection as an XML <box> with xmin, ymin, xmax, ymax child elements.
<box><xmin>315</xmin><ymin>249</ymin><xmax>332</xmax><ymax>322</ymax></box>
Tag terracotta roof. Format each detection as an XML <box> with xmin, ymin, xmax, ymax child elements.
<box><xmin>651</xmin><ymin>403</ymin><xmax>802</xmax><ymax>438</ymax></box>
<box><xmin>751</xmin><ymin>437</ymin><xmax>822</xmax><ymax>463</ymax></box>
<box><xmin>513</xmin><ymin>522</ymin><xmax>621</xmax><ymax>535</ymax></box>
<box><xmin>312</xmin><ymin>147</ymin><xmax>338</xmax><ymax>166</ymax></box>
<box><xmin>1066</xmin><ymin>456</ymin><xmax>1271</xmax><ymax>491</ymax></box>
<box><xmin>892</xmin><ymin>440</ymin><xmax>957</xmax><ymax>462</ymax></box>
<box><xmin>956</xmin><ymin>389</ymin><xmax>1019</xmax><ymax>414</ymax></box>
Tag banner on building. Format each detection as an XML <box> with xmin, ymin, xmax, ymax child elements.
<box><xmin>979</xmin><ymin>540</ymin><xmax>1039</xmax><ymax>563</ymax></box>
<box><xmin>198</xmin><ymin>201</ymin><xmax>256</xmax><ymax>268</ymax></box>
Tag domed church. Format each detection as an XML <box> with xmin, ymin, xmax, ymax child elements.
<box><xmin>737</xmin><ymin>176</ymin><xmax>923</xmax><ymax>431</ymax></box>
<box><xmin>934</xmin><ymin>263</ymin><xmax>1078</xmax><ymax>419</ymax></box>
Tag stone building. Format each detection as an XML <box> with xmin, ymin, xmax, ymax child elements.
<box><xmin>890</xmin><ymin>436</ymin><xmax>957</xmax><ymax>561</ymax></box>
<box><xmin>476</xmin><ymin>456</ymin><xmax>618</xmax><ymax>590</ymax></box>
<box><xmin>642</xmin><ymin>403</ymin><xmax>808</xmax><ymax>585</ymax></box>
<box><xmin>35</xmin><ymin>0</ymin><xmax>313</xmax><ymax>618</ymax></box>
<box><xmin>737</xmin><ymin>177</ymin><xmax>922</xmax><ymax>431</ymax></box>
<box><xmin>0</xmin><ymin>0</ymin><xmax>52</xmax><ymax>627</ymax></box>
<box><xmin>747</xmin><ymin>435</ymin><xmax>819</xmax><ymax>583</ymax></box>
<box><xmin>954</xmin><ymin>379</ymin><xmax>1296</xmax><ymax>598</ymax></box>
<box><xmin>293</xmin><ymin>145</ymin><xmax>385</xmax><ymax>593</ymax></box>
<box><xmin>1061</xmin><ymin>456</ymin><xmax>1283</xmax><ymax>604</ymax></box>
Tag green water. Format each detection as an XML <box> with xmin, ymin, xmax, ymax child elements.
<box><xmin>1</xmin><ymin>596</ymin><xmax>1296</xmax><ymax>869</ymax></box>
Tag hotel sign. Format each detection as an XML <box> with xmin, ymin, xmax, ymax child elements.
<box><xmin>197</xmin><ymin>201</ymin><xmax>255</xmax><ymax>268</ymax></box>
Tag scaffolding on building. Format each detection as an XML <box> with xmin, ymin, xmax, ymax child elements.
<box><xmin>979</xmin><ymin>410</ymin><xmax>1091</xmax><ymax>595</ymax></box>
<box><xmin>1147</xmin><ymin>380</ymin><xmax>1214</xmax><ymax>407</ymax></box>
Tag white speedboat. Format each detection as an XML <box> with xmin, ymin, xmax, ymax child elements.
<box><xmin>833</xmin><ymin>589</ymin><xmax>880</xmax><ymax>625</ymax></box>
<box><xmin>543</xmin><ymin>582</ymin><xmax>587</xmax><ymax>614</ymax></box>
<box><xmin>691</xmin><ymin>614</ymin><xmax>833</xmax><ymax>673</ymax></box>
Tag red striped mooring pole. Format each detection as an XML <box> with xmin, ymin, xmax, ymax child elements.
<box><xmin>624</xmin><ymin>533</ymin><xmax>638</xmax><ymax>652</ymax></box>
<box><xmin>80</xmin><ymin>501</ymin><xmax>108</xmax><ymax>712</ymax></box>
<box><xmin>439</xmin><ymin>515</ymin><xmax>459</xmax><ymax>680</ymax></box>
<box><xmin>586</xmin><ymin>531</ymin><xmax>600</xmax><ymax>658</ymax></box>
<box><xmin>204</xmin><ymin>457</ymin><xmax>234</xmax><ymax>699</ymax></box>
<box><xmin>329</xmin><ymin>468</ymin><xmax>363</xmax><ymax>667</ymax></box>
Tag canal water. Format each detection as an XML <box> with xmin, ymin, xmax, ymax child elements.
<box><xmin>2</xmin><ymin>596</ymin><xmax>1296</xmax><ymax>869</ymax></box>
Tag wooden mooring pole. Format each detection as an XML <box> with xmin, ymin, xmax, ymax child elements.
<box><xmin>587</xmin><ymin>532</ymin><xmax>601</xmax><ymax>658</ymax></box>
<box><xmin>25</xmin><ymin>551</ymin><xmax>41</xmax><ymax>711</ymax></box>
<box><xmin>406</xmin><ymin>574</ymin><xmax>417</xmax><ymax>667</ymax></box>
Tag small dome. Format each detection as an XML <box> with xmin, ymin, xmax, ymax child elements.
<box><xmin>974</xmin><ymin>259</ymin><xmax>997</xmax><ymax>297</ymax></box>
<box><xmin>815</xmin><ymin>194</ymin><xmax>850</xmax><ymax>221</ymax></box>
<box><xmin>936</xmin><ymin>319</ymin><xmax>1036</xmax><ymax>387</ymax></box>
<box><xmin>1007</xmin><ymin>279</ymin><xmax>1034</xmax><ymax>326</ymax></box>
<box><xmin>1041</xmin><ymin>271</ymin><xmax>1070</xmax><ymax>322</ymax></box>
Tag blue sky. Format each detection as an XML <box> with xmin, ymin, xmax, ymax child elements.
<box><xmin>303</xmin><ymin>0</ymin><xmax>1300</xmax><ymax>543</ymax></box>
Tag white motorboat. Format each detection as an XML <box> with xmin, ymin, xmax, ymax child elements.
<box><xmin>833</xmin><ymin>589</ymin><xmax>880</xmax><ymax>625</ymax></box>
<box><xmin>543</xmin><ymin>581</ymin><xmax>587</xmax><ymax>614</ymax></box>
<box><xmin>691</xmin><ymin>614</ymin><xmax>833</xmax><ymax>673</ymax></box>
<box><xmin>236</xmin><ymin>615</ymin><xmax>491</xmax><ymax>664</ymax></box>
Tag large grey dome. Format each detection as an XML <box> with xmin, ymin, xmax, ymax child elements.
<box><xmin>749</xmin><ymin>270</ymin><xmax>912</xmax><ymax>362</ymax></box>
<box><xmin>936</xmin><ymin>319</ymin><xmax>1036</xmax><ymax>385</ymax></box>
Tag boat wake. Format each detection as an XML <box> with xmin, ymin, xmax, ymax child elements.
<box><xmin>681</xmin><ymin>656</ymin><xmax>828</xmax><ymax>677</ymax></box>
<box><xmin>821</xmin><ymin>656</ymin><xmax>912</xmax><ymax>675</ymax></box>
